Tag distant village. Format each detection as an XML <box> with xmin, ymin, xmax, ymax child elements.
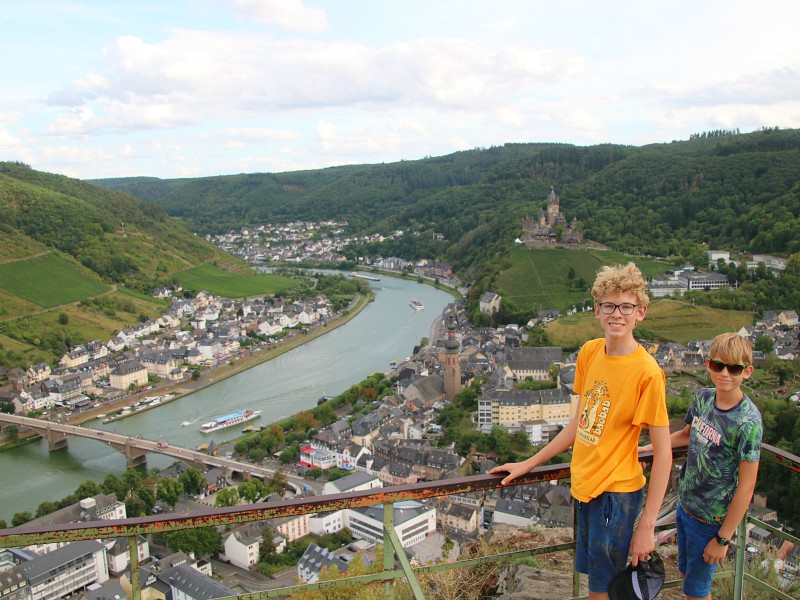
<box><xmin>1</xmin><ymin>223</ymin><xmax>799</xmax><ymax>599</ymax></box>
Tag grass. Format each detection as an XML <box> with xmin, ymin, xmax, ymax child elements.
<box><xmin>174</xmin><ymin>263</ymin><xmax>298</xmax><ymax>297</ymax></box>
<box><xmin>545</xmin><ymin>299</ymin><xmax>753</xmax><ymax>350</ymax></box>
<box><xmin>0</xmin><ymin>288</ymin><xmax>41</xmax><ymax>320</ymax></box>
<box><xmin>0</xmin><ymin>252</ymin><xmax>109</xmax><ymax>308</ymax></box>
<box><xmin>495</xmin><ymin>246</ymin><xmax>672</xmax><ymax>311</ymax></box>
<box><xmin>0</xmin><ymin>230</ymin><xmax>50</xmax><ymax>261</ymax></box>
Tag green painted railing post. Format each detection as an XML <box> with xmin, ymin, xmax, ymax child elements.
<box><xmin>733</xmin><ymin>516</ymin><xmax>747</xmax><ymax>599</ymax></box>
<box><xmin>129</xmin><ymin>534</ymin><xmax>141</xmax><ymax>600</ymax></box>
<box><xmin>384</xmin><ymin>503</ymin><xmax>396</xmax><ymax>600</ymax></box>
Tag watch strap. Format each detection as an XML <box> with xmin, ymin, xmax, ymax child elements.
<box><xmin>715</xmin><ymin>533</ymin><xmax>730</xmax><ymax>546</ymax></box>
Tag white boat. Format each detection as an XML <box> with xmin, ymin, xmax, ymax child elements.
<box><xmin>350</xmin><ymin>272</ymin><xmax>381</xmax><ymax>281</ymax></box>
<box><xmin>200</xmin><ymin>409</ymin><xmax>261</xmax><ymax>433</ymax></box>
<box><xmin>181</xmin><ymin>421</ymin><xmax>191</xmax><ymax>427</ymax></box>
<box><xmin>409</xmin><ymin>298</ymin><xmax>424</xmax><ymax>311</ymax></box>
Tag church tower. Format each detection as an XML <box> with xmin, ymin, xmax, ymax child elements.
<box><xmin>443</xmin><ymin>313</ymin><xmax>462</xmax><ymax>400</ymax></box>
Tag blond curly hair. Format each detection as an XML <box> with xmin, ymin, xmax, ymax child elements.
<box><xmin>591</xmin><ymin>262</ymin><xmax>649</xmax><ymax>306</ymax></box>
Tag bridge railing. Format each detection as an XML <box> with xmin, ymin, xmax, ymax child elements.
<box><xmin>1</xmin><ymin>444</ymin><xmax>798</xmax><ymax>600</ymax></box>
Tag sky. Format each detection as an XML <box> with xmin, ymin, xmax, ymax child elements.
<box><xmin>2</xmin><ymin>0</ymin><xmax>799</xmax><ymax>180</ymax></box>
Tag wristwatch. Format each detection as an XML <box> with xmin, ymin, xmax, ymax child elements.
<box><xmin>715</xmin><ymin>533</ymin><xmax>731</xmax><ymax>546</ymax></box>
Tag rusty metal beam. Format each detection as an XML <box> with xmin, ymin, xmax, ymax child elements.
<box><xmin>0</xmin><ymin>466</ymin><xmax>570</xmax><ymax>547</ymax></box>
<box><xmin>761</xmin><ymin>442</ymin><xmax>800</xmax><ymax>473</ymax></box>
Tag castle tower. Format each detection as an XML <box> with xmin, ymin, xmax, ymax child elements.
<box><xmin>546</xmin><ymin>186</ymin><xmax>560</xmax><ymax>228</ymax></box>
<box><xmin>443</xmin><ymin>313</ymin><xmax>462</xmax><ymax>400</ymax></box>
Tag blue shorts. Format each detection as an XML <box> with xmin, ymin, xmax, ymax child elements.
<box><xmin>575</xmin><ymin>489</ymin><xmax>644</xmax><ymax>593</ymax></box>
<box><xmin>676</xmin><ymin>502</ymin><xmax>720</xmax><ymax>598</ymax></box>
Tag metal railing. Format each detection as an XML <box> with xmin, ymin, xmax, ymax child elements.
<box><xmin>1</xmin><ymin>444</ymin><xmax>798</xmax><ymax>600</ymax></box>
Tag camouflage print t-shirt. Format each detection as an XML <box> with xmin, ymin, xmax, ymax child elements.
<box><xmin>678</xmin><ymin>388</ymin><xmax>762</xmax><ymax>523</ymax></box>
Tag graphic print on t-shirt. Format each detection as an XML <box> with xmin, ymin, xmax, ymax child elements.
<box><xmin>577</xmin><ymin>379</ymin><xmax>610</xmax><ymax>446</ymax></box>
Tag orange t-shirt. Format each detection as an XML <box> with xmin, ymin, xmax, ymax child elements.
<box><xmin>571</xmin><ymin>338</ymin><xmax>668</xmax><ymax>503</ymax></box>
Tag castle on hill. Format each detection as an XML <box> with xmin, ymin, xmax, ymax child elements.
<box><xmin>520</xmin><ymin>186</ymin><xmax>582</xmax><ymax>248</ymax></box>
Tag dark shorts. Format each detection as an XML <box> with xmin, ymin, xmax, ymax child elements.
<box><xmin>676</xmin><ymin>502</ymin><xmax>719</xmax><ymax>598</ymax></box>
<box><xmin>575</xmin><ymin>489</ymin><xmax>644</xmax><ymax>593</ymax></box>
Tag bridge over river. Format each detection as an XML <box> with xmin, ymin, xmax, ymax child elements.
<box><xmin>0</xmin><ymin>414</ymin><xmax>302</xmax><ymax>492</ymax></box>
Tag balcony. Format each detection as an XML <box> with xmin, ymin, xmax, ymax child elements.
<box><xmin>1</xmin><ymin>443</ymin><xmax>798</xmax><ymax>600</ymax></box>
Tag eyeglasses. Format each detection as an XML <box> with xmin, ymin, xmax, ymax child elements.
<box><xmin>597</xmin><ymin>302</ymin><xmax>639</xmax><ymax>315</ymax></box>
<box><xmin>707</xmin><ymin>359</ymin><xmax>748</xmax><ymax>376</ymax></box>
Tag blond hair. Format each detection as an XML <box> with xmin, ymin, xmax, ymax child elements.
<box><xmin>709</xmin><ymin>332</ymin><xmax>753</xmax><ymax>366</ymax></box>
<box><xmin>591</xmin><ymin>262</ymin><xmax>649</xmax><ymax>306</ymax></box>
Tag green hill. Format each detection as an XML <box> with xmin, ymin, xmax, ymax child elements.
<box><xmin>0</xmin><ymin>162</ymin><xmax>297</xmax><ymax>368</ymax></box>
<box><xmin>491</xmin><ymin>246</ymin><xmax>672</xmax><ymax>316</ymax></box>
<box><xmin>91</xmin><ymin>128</ymin><xmax>800</xmax><ymax>324</ymax></box>
<box><xmin>92</xmin><ymin>129</ymin><xmax>800</xmax><ymax>264</ymax></box>
<box><xmin>545</xmin><ymin>299</ymin><xmax>753</xmax><ymax>350</ymax></box>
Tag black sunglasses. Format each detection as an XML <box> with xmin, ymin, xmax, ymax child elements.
<box><xmin>707</xmin><ymin>359</ymin><xmax>748</xmax><ymax>376</ymax></box>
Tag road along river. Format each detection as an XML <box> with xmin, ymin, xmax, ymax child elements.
<box><xmin>0</xmin><ymin>274</ymin><xmax>454</xmax><ymax>523</ymax></box>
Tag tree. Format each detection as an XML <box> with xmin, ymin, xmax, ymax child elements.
<box><xmin>755</xmin><ymin>335</ymin><xmax>774</xmax><ymax>354</ymax></box>
<box><xmin>122</xmin><ymin>468</ymin><xmax>144</xmax><ymax>495</ymax></box>
<box><xmin>770</xmin><ymin>361</ymin><xmax>794</xmax><ymax>387</ymax></box>
<box><xmin>125</xmin><ymin>497</ymin><xmax>147</xmax><ymax>518</ymax></box>
<box><xmin>35</xmin><ymin>500</ymin><xmax>59</xmax><ymax>518</ymax></box>
<box><xmin>74</xmin><ymin>479</ymin><xmax>101</xmax><ymax>500</ymax></box>
<box><xmin>214</xmin><ymin>487</ymin><xmax>239</xmax><ymax>507</ymax></box>
<box><xmin>58</xmin><ymin>312</ymin><xmax>69</xmax><ymax>325</ymax></box>
<box><xmin>178</xmin><ymin>467</ymin><xmax>206</xmax><ymax>496</ymax></box>
<box><xmin>101</xmin><ymin>474</ymin><xmax>129</xmax><ymax>501</ymax></box>
<box><xmin>294</xmin><ymin>410</ymin><xmax>318</xmax><ymax>432</ymax></box>
<box><xmin>164</xmin><ymin>526</ymin><xmax>221</xmax><ymax>557</ymax></box>
<box><xmin>136</xmin><ymin>487</ymin><xmax>156</xmax><ymax>514</ymax></box>
<box><xmin>280</xmin><ymin>444</ymin><xmax>300</xmax><ymax>464</ymax></box>
<box><xmin>11</xmin><ymin>512</ymin><xmax>33</xmax><ymax>527</ymax></box>
<box><xmin>238</xmin><ymin>479</ymin><xmax>264</xmax><ymax>504</ymax></box>
<box><xmin>157</xmin><ymin>477</ymin><xmax>184</xmax><ymax>509</ymax></box>
<box><xmin>266</xmin><ymin>470</ymin><xmax>288</xmax><ymax>495</ymax></box>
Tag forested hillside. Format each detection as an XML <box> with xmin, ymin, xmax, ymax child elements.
<box><xmin>94</xmin><ymin>129</ymin><xmax>800</xmax><ymax>268</ymax></box>
<box><xmin>0</xmin><ymin>162</ymin><xmax>243</xmax><ymax>287</ymax></box>
<box><xmin>0</xmin><ymin>161</ymin><xmax>256</xmax><ymax>367</ymax></box>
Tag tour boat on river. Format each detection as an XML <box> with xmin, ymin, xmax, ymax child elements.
<box><xmin>200</xmin><ymin>409</ymin><xmax>261</xmax><ymax>433</ymax></box>
<box><xmin>409</xmin><ymin>298</ymin><xmax>424</xmax><ymax>311</ymax></box>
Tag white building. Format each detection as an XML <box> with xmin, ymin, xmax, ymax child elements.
<box><xmin>309</xmin><ymin>511</ymin><xmax>345</xmax><ymax>536</ymax></box>
<box><xmin>19</xmin><ymin>540</ymin><xmax>109</xmax><ymax>600</ymax></box>
<box><xmin>222</xmin><ymin>523</ymin><xmax>263</xmax><ymax>569</ymax></box>
<box><xmin>345</xmin><ymin>502</ymin><xmax>436</xmax><ymax>548</ymax></box>
<box><xmin>321</xmin><ymin>471</ymin><xmax>383</xmax><ymax>497</ymax></box>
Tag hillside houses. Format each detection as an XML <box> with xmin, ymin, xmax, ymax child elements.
<box><xmin>1</xmin><ymin>289</ymin><xmax>338</xmax><ymax>417</ymax></box>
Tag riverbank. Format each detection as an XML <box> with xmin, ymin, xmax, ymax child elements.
<box><xmin>0</xmin><ymin>292</ymin><xmax>372</xmax><ymax>445</ymax></box>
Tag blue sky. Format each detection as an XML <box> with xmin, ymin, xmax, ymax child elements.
<box><xmin>2</xmin><ymin>0</ymin><xmax>798</xmax><ymax>179</ymax></box>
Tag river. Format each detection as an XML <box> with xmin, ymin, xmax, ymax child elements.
<box><xmin>0</xmin><ymin>274</ymin><xmax>454</xmax><ymax>523</ymax></box>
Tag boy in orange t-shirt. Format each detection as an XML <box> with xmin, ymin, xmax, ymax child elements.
<box><xmin>491</xmin><ymin>262</ymin><xmax>671</xmax><ymax>600</ymax></box>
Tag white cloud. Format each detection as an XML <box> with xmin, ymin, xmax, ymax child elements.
<box><xmin>43</xmin><ymin>30</ymin><xmax>587</xmax><ymax>137</ymax></box>
<box><xmin>229</xmin><ymin>0</ymin><xmax>328</xmax><ymax>33</ymax></box>
<box><xmin>48</xmin><ymin>106</ymin><xmax>102</xmax><ymax>134</ymax></box>
<box><xmin>6</xmin><ymin>1</ymin><xmax>800</xmax><ymax>178</ymax></box>
<box><xmin>217</xmin><ymin>127</ymin><xmax>300</xmax><ymax>141</ymax></box>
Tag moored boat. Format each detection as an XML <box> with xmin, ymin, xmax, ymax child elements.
<box><xmin>350</xmin><ymin>272</ymin><xmax>381</xmax><ymax>281</ymax></box>
<box><xmin>200</xmin><ymin>409</ymin><xmax>261</xmax><ymax>433</ymax></box>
